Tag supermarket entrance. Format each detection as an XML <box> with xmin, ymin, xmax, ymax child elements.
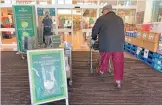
<box><xmin>56</xmin><ymin>6</ymin><xmax>98</xmax><ymax>51</ymax></box>
<box><xmin>36</xmin><ymin>5</ymin><xmax>98</xmax><ymax>51</ymax></box>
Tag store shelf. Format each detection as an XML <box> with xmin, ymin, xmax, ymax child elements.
<box><xmin>124</xmin><ymin>42</ymin><xmax>162</xmax><ymax>72</ymax></box>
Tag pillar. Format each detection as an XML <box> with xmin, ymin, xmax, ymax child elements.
<box><xmin>143</xmin><ymin>0</ymin><xmax>154</xmax><ymax>23</ymax></box>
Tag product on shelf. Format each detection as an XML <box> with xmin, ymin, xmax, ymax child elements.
<box><xmin>125</xmin><ymin>23</ymin><xmax>162</xmax><ymax>53</ymax></box>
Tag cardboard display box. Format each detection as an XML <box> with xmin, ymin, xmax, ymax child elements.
<box><xmin>143</xmin><ymin>41</ymin><xmax>159</xmax><ymax>52</ymax></box>
<box><xmin>133</xmin><ymin>38</ymin><xmax>143</xmax><ymax>48</ymax></box>
<box><xmin>125</xmin><ymin>36</ymin><xmax>136</xmax><ymax>45</ymax></box>
<box><xmin>147</xmin><ymin>32</ymin><xmax>160</xmax><ymax>43</ymax></box>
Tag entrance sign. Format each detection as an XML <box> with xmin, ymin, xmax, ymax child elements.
<box><xmin>13</xmin><ymin>5</ymin><xmax>37</xmax><ymax>53</ymax></box>
<box><xmin>27</xmin><ymin>49</ymin><xmax>69</xmax><ymax>105</ymax></box>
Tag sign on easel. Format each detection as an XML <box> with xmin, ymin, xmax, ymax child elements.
<box><xmin>27</xmin><ymin>49</ymin><xmax>69</xmax><ymax>105</ymax></box>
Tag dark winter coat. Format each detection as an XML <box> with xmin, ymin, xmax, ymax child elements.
<box><xmin>92</xmin><ymin>11</ymin><xmax>125</xmax><ymax>52</ymax></box>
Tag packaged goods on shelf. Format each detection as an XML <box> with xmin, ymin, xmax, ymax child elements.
<box><xmin>136</xmin><ymin>31</ymin><xmax>143</xmax><ymax>39</ymax></box>
<box><xmin>125</xmin><ymin>23</ymin><xmax>162</xmax><ymax>54</ymax></box>
<box><xmin>147</xmin><ymin>32</ymin><xmax>160</xmax><ymax>43</ymax></box>
<box><xmin>142</xmin><ymin>32</ymin><xmax>148</xmax><ymax>41</ymax></box>
<box><xmin>124</xmin><ymin>24</ymin><xmax>136</xmax><ymax>32</ymax></box>
<box><xmin>158</xmin><ymin>41</ymin><xmax>162</xmax><ymax>52</ymax></box>
<box><xmin>141</xmin><ymin>24</ymin><xmax>151</xmax><ymax>32</ymax></box>
<box><xmin>125</xmin><ymin>31</ymin><xmax>137</xmax><ymax>38</ymax></box>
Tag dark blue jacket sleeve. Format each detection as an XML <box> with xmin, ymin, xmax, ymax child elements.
<box><xmin>92</xmin><ymin>18</ymin><xmax>102</xmax><ymax>40</ymax></box>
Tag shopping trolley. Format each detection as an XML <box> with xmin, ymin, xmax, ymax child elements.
<box><xmin>46</xmin><ymin>36</ymin><xmax>73</xmax><ymax>86</ymax></box>
<box><xmin>88</xmin><ymin>38</ymin><xmax>112</xmax><ymax>74</ymax></box>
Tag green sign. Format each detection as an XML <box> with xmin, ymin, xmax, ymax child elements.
<box><xmin>27</xmin><ymin>49</ymin><xmax>69</xmax><ymax>105</ymax></box>
<box><xmin>37</xmin><ymin>8</ymin><xmax>43</xmax><ymax>16</ymax></box>
<box><xmin>50</xmin><ymin>8</ymin><xmax>55</xmax><ymax>16</ymax></box>
<box><xmin>13</xmin><ymin>5</ymin><xmax>37</xmax><ymax>53</ymax></box>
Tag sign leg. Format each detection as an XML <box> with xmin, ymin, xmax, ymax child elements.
<box><xmin>66</xmin><ymin>98</ymin><xmax>69</xmax><ymax>105</ymax></box>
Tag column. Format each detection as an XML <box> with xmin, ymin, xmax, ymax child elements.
<box><xmin>143</xmin><ymin>0</ymin><xmax>153</xmax><ymax>23</ymax></box>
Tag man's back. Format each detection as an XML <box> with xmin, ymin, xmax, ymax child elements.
<box><xmin>93</xmin><ymin>12</ymin><xmax>125</xmax><ymax>52</ymax></box>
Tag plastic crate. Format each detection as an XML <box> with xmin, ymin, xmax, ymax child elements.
<box><xmin>154</xmin><ymin>64</ymin><xmax>162</xmax><ymax>72</ymax></box>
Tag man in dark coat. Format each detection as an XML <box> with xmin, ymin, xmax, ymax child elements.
<box><xmin>42</xmin><ymin>11</ymin><xmax>53</xmax><ymax>46</ymax></box>
<box><xmin>91</xmin><ymin>4</ymin><xmax>125</xmax><ymax>88</ymax></box>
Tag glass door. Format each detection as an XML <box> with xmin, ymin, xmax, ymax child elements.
<box><xmin>72</xmin><ymin>8</ymin><xmax>82</xmax><ymax>50</ymax></box>
<box><xmin>37</xmin><ymin>7</ymin><xmax>57</xmax><ymax>45</ymax></box>
<box><xmin>81</xmin><ymin>8</ymin><xmax>97</xmax><ymax>49</ymax></box>
<box><xmin>57</xmin><ymin>8</ymin><xmax>73</xmax><ymax>44</ymax></box>
<box><xmin>0</xmin><ymin>6</ymin><xmax>17</xmax><ymax>51</ymax></box>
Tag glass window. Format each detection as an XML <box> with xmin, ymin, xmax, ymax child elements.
<box><xmin>57</xmin><ymin>9</ymin><xmax>72</xmax><ymax>29</ymax></box>
<box><xmin>136</xmin><ymin>1</ymin><xmax>146</xmax><ymax>24</ymax></box>
<box><xmin>82</xmin><ymin>9</ymin><xmax>97</xmax><ymax>29</ymax></box>
<box><xmin>152</xmin><ymin>0</ymin><xmax>162</xmax><ymax>22</ymax></box>
<box><xmin>117</xmin><ymin>9</ymin><xmax>136</xmax><ymax>24</ymax></box>
<box><xmin>37</xmin><ymin>8</ymin><xmax>57</xmax><ymax>43</ymax></box>
<box><xmin>58</xmin><ymin>32</ymin><xmax>72</xmax><ymax>43</ymax></box>
<box><xmin>118</xmin><ymin>0</ymin><xmax>137</xmax><ymax>6</ymax></box>
<box><xmin>0</xmin><ymin>8</ymin><xmax>17</xmax><ymax>45</ymax></box>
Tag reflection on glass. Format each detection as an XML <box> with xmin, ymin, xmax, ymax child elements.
<box><xmin>118</xmin><ymin>0</ymin><xmax>137</xmax><ymax>6</ymax></box>
<box><xmin>82</xmin><ymin>9</ymin><xmax>97</xmax><ymax>29</ymax></box>
<box><xmin>117</xmin><ymin>9</ymin><xmax>136</xmax><ymax>24</ymax></box>
<box><xmin>58</xmin><ymin>9</ymin><xmax>72</xmax><ymax>29</ymax></box>
<box><xmin>0</xmin><ymin>8</ymin><xmax>16</xmax><ymax>44</ymax></box>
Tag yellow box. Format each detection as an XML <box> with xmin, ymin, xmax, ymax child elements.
<box><xmin>133</xmin><ymin>38</ymin><xmax>144</xmax><ymax>48</ymax></box>
<box><xmin>147</xmin><ymin>32</ymin><xmax>160</xmax><ymax>43</ymax></box>
<box><xmin>143</xmin><ymin>41</ymin><xmax>159</xmax><ymax>52</ymax></box>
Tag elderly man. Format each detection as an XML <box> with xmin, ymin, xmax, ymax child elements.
<box><xmin>91</xmin><ymin>4</ymin><xmax>125</xmax><ymax>88</ymax></box>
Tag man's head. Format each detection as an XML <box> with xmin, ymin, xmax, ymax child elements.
<box><xmin>102</xmin><ymin>4</ymin><xmax>112</xmax><ymax>15</ymax></box>
<box><xmin>45</xmin><ymin>11</ymin><xmax>49</xmax><ymax>17</ymax></box>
